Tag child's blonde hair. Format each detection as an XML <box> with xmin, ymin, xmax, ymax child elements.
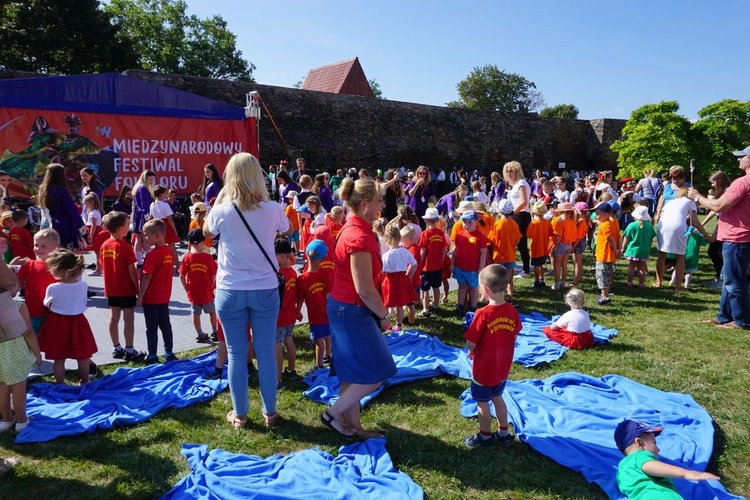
<box><xmin>34</xmin><ymin>228</ymin><xmax>60</xmax><ymax>246</ymax></box>
<box><xmin>143</xmin><ymin>218</ymin><xmax>166</xmax><ymax>236</ymax></box>
<box><xmin>45</xmin><ymin>249</ymin><xmax>85</xmax><ymax>281</ymax></box>
<box><xmin>330</xmin><ymin>206</ymin><xmax>344</xmax><ymax>220</ymax></box>
<box><xmin>479</xmin><ymin>264</ymin><xmax>509</xmax><ymax>294</ymax></box>
<box><xmin>564</xmin><ymin>288</ymin><xmax>585</xmax><ymax>309</ymax></box>
<box><xmin>383</xmin><ymin>223</ymin><xmax>401</xmax><ymax>248</ymax></box>
<box><xmin>83</xmin><ymin>193</ymin><xmax>102</xmax><ymax>213</ymax></box>
<box><xmin>372</xmin><ymin>218</ymin><xmax>387</xmax><ymax>236</ymax></box>
<box><xmin>399</xmin><ymin>225</ymin><xmax>416</xmax><ymax>243</ymax></box>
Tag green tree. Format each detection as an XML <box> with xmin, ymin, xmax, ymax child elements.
<box><xmin>368</xmin><ymin>79</ymin><xmax>383</xmax><ymax>99</ymax></box>
<box><xmin>611</xmin><ymin>101</ymin><xmax>693</xmax><ymax>179</ymax></box>
<box><xmin>540</xmin><ymin>103</ymin><xmax>579</xmax><ymax>119</ymax></box>
<box><xmin>0</xmin><ymin>0</ymin><xmax>138</xmax><ymax>74</ymax></box>
<box><xmin>691</xmin><ymin>99</ymin><xmax>750</xmax><ymax>174</ymax></box>
<box><xmin>105</xmin><ymin>0</ymin><xmax>254</xmax><ymax>81</ymax></box>
<box><xmin>447</xmin><ymin>64</ymin><xmax>545</xmax><ymax>113</ymax></box>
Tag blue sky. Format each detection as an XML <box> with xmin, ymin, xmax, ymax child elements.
<box><xmin>186</xmin><ymin>0</ymin><xmax>746</xmax><ymax>120</ymax></box>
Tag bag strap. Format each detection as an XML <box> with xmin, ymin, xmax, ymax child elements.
<box><xmin>231</xmin><ymin>202</ymin><xmax>279</xmax><ymax>274</ymax></box>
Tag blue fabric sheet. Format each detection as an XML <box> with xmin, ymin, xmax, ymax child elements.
<box><xmin>16</xmin><ymin>351</ymin><xmax>227</xmax><ymax>444</ymax></box>
<box><xmin>462</xmin><ymin>311</ymin><xmax>619</xmax><ymax>367</ymax></box>
<box><xmin>303</xmin><ymin>329</ymin><xmax>472</xmax><ymax>406</ymax></box>
<box><xmin>162</xmin><ymin>440</ymin><xmax>423</xmax><ymax>499</ymax></box>
<box><xmin>459</xmin><ymin>373</ymin><xmax>743</xmax><ymax>500</ymax></box>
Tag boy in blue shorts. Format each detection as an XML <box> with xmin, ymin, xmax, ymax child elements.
<box><xmin>297</xmin><ymin>240</ymin><xmax>332</xmax><ymax>372</ymax></box>
<box><xmin>274</xmin><ymin>238</ymin><xmax>299</xmax><ymax>388</ymax></box>
<box><xmin>463</xmin><ymin>264</ymin><xmax>521</xmax><ymax>448</ymax></box>
<box><xmin>451</xmin><ymin>210</ymin><xmax>488</xmax><ymax>316</ymax></box>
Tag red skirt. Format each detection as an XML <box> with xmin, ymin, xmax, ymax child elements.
<box><xmin>381</xmin><ymin>272</ymin><xmax>418</xmax><ymax>307</ymax></box>
<box><xmin>162</xmin><ymin>218</ymin><xmax>179</xmax><ymax>244</ymax></box>
<box><xmin>442</xmin><ymin>254</ymin><xmax>452</xmax><ymax>280</ymax></box>
<box><xmin>38</xmin><ymin>312</ymin><xmax>98</xmax><ymax>360</ymax></box>
<box><xmin>93</xmin><ymin>229</ymin><xmax>110</xmax><ymax>254</ymax></box>
<box><xmin>542</xmin><ymin>326</ymin><xmax>595</xmax><ymax>349</ymax></box>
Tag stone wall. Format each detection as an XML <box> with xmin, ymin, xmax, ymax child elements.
<box><xmin>2</xmin><ymin>68</ymin><xmax>625</xmax><ymax>175</ymax></box>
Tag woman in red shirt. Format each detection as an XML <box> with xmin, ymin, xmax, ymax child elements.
<box><xmin>321</xmin><ymin>177</ymin><xmax>397</xmax><ymax>440</ymax></box>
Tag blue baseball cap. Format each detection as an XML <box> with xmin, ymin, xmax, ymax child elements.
<box><xmin>306</xmin><ymin>239</ymin><xmax>328</xmax><ymax>259</ymax></box>
<box><xmin>460</xmin><ymin>210</ymin><xmax>478</xmax><ymax>221</ymax></box>
<box><xmin>614</xmin><ymin>419</ymin><xmax>662</xmax><ymax>453</ymax></box>
<box><xmin>296</xmin><ymin>205</ymin><xmax>310</xmax><ymax>213</ymax></box>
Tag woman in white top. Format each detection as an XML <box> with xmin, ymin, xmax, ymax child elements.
<box><xmin>655</xmin><ymin>187</ymin><xmax>710</xmax><ymax>291</ymax></box>
<box><xmin>204</xmin><ymin>153</ymin><xmax>294</xmax><ymax>429</ymax></box>
<box><xmin>504</xmin><ymin>161</ymin><xmax>531</xmax><ymax>274</ymax></box>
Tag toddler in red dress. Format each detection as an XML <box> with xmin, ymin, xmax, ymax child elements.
<box><xmin>38</xmin><ymin>249</ymin><xmax>98</xmax><ymax>384</ymax></box>
<box><xmin>542</xmin><ymin>288</ymin><xmax>595</xmax><ymax>349</ymax></box>
<box><xmin>380</xmin><ymin>224</ymin><xmax>418</xmax><ymax>330</ymax></box>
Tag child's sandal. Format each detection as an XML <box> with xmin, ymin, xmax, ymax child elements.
<box><xmin>226</xmin><ymin>411</ymin><xmax>247</xmax><ymax>429</ymax></box>
<box><xmin>263</xmin><ymin>411</ymin><xmax>281</xmax><ymax>428</ymax></box>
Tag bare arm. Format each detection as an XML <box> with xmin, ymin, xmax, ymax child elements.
<box><xmin>688</xmin><ymin>188</ymin><xmax>742</xmax><ymax>214</ymax></box>
<box><xmin>689</xmin><ymin>210</ymin><xmax>711</xmax><ymax>241</ymax></box>
<box><xmin>137</xmin><ymin>274</ymin><xmax>152</xmax><ymax>306</ymax></box>
<box><xmin>128</xmin><ymin>264</ymin><xmax>139</xmax><ymax>295</ymax></box>
<box><xmin>0</xmin><ymin>260</ymin><xmax>17</xmax><ymax>291</ymax></box>
<box><xmin>203</xmin><ymin>220</ymin><xmax>215</xmax><ymax>239</ymax></box>
<box><xmin>350</xmin><ymin>252</ymin><xmax>389</xmax><ymax>331</ymax></box>
<box><xmin>180</xmin><ymin>273</ymin><xmax>188</xmax><ymax>291</ymax></box>
<box><xmin>465</xmin><ymin>339</ymin><xmax>477</xmax><ymax>352</ymax></box>
<box><xmin>701</xmin><ymin>210</ymin><xmax>717</xmax><ymax>226</ymax></box>
<box><xmin>641</xmin><ymin>460</ymin><xmax>719</xmax><ymax>481</ymax></box>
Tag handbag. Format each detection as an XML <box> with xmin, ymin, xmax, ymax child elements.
<box><xmin>231</xmin><ymin>202</ymin><xmax>285</xmax><ymax>302</ymax></box>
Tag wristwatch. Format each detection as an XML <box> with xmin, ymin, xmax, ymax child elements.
<box><xmin>693</xmin><ymin>195</ymin><xmax>701</xmax><ymax>204</ymax></box>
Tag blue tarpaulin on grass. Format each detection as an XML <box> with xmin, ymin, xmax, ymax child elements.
<box><xmin>16</xmin><ymin>351</ymin><xmax>227</xmax><ymax>444</ymax></box>
<box><xmin>161</xmin><ymin>440</ymin><xmax>423</xmax><ymax>499</ymax></box>
<box><xmin>459</xmin><ymin>373</ymin><xmax>743</xmax><ymax>500</ymax></box>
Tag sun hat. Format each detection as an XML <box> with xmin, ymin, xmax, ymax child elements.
<box><xmin>614</xmin><ymin>419</ymin><xmax>662</xmax><ymax>453</ymax></box>
<box><xmin>285</xmin><ymin>190</ymin><xmax>299</xmax><ymax>199</ymax></box>
<box><xmin>632</xmin><ymin>205</ymin><xmax>650</xmax><ymax>221</ymax></box>
<box><xmin>499</xmin><ymin>199</ymin><xmax>515</xmax><ymax>215</ymax></box>
<box><xmin>306</xmin><ymin>239</ymin><xmax>328</xmax><ymax>259</ymax></box>
<box><xmin>472</xmin><ymin>202</ymin><xmax>487</xmax><ymax>214</ymax></box>
<box><xmin>531</xmin><ymin>201</ymin><xmax>548</xmax><ymax>215</ymax></box>
<box><xmin>192</xmin><ymin>202</ymin><xmax>207</xmax><ymax>214</ymax></box>
<box><xmin>460</xmin><ymin>210</ymin><xmax>478</xmax><ymax>222</ymax></box>
<box><xmin>455</xmin><ymin>200</ymin><xmax>474</xmax><ymax>214</ymax></box>
<box><xmin>557</xmin><ymin>202</ymin><xmax>574</xmax><ymax>211</ymax></box>
<box><xmin>423</xmin><ymin>207</ymin><xmax>440</xmax><ymax>220</ymax></box>
<box><xmin>574</xmin><ymin>202</ymin><xmax>589</xmax><ymax>212</ymax></box>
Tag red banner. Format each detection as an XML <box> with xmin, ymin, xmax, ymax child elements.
<box><xmin>0</xmin><ymin>108</ymin><xmax>257</xmax><ymax>198</ymax></box>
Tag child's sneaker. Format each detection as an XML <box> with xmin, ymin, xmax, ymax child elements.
<box><xmin>597</xmin><ymin>296</ymin><xmax>612</xmax><ymax>305</ymax></box>
<box><xmin>305</xmin><ymin>365</ymin><xmax>325</xmax><ymax>376</ymax></box>
<box><xmin>207</xmin><ymin>366</ymin><xmax>223</xmax><ymax>380</ymax></box>
<box><xmin>145</xmin><ymin>354</ymin><xmax>160</xmax><ymax>365</ymax></box>
<box><xmin>196</xmin><ymin>333</ymin><xmax>213</xmax><ymax>344</ymax></box>
<box><xmin>282</xmin><ymin>368</ymin><xmax>299</xmax><ymax>380</ymax></box>
<box><xmin>493</xmin><ymin>431</ymin><xmax>515</xmax><ymax>447</ymax></box>
<box><xmin>88</xmin><ymin>362</ymin><xmax>98</xmax><ymax>379</ymax></box>
<box><xmin>551</xmin><ymin>281</ymin><xmax>560</xmax><ymax>290</ymax></box>
<box><xmin>454</xmin><ymin>305</ymin><xmax>465</xmax><ymax>317</ymax></box>
<box><xmin>164</xmin><ymin>352</ymin><xmax>178</xmax><ymax>362</ymax></box>
<box><xmin>465</xmin><ymin>433</ymin><xmax>495</xmax><ymax>448</ymax></box>
<box><xmin>210</xmin><ymin>331</ymin><xmax>219</xmax><ymax>342</ymax></box>
<box><xmin>112</xmin><ymin>347</ymin><xmax>125</xmax><ymax>359</ymax></box>
<box><xmin>276</xmin><ymin>380</ymin><xmax>286</xmax><ymax>390</ymax></box>
<box><xmin>322</xmin><ymin>354</ymin><xmax>331</xmax><ymax>365</ymax></box>
<box><xmin>418</xmin><ymin>309</ymin><xmax>431</xmax><ymax>318</ymax></box>
<box><xmin>392</xmin><ymin>324</ymin><xmax>402</xmax><ymax>332</ymax></box>
<box><xmin>124</xmin><ymin>349</ymin><xmax>146</xmax><ymax>363</ymax></box>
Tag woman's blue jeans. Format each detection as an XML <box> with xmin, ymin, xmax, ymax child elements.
<box><xmin>216</xmin><ymin>287</ymin><xmax>280</xmax><ymax>416</ymax></box>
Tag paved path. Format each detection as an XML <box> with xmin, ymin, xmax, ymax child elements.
<box><xmin>34</xmin><ymin>244</ymin><xmax>460</xmax><ymax>376</ymax></box>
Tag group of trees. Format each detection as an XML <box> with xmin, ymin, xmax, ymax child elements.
<box><xmin>612</xmin><ymin>99</ymin><xmax>750</xmax><ymax>181</ymax></box>
<box><xmin>448</xmin><ymin>64</ymin><xmax>578</xmax><ymax>118</ymax></box>
<box><xmin>0</xmin><ymin>0</ymin><xmax>253</xmax><ymax>80</ymax></box>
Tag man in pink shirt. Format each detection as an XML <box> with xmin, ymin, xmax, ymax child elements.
<box><xmin>689</xmin><ymin>146</ymin><xmax>750</xmax><ymax>329</ymax></box>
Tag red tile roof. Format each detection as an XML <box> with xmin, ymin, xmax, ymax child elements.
<box><xmin>301</xmin><ymin>57</ymin><xmax>375</xmax><ymax>98</ymax></box>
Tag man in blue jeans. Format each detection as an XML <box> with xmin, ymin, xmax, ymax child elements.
<box><xmin>689</xmin><ymin>145</ymin><xmax>750</xmax><ymax>330</ymax></box>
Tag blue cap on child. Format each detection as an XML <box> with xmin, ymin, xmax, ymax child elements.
<box><xmin>614</xmin><ymin>419</ymin><xmax>663</xmax><ymax>453</ymax></box>
<box><xmin>306</xmin><ymin>239</ymin><xmax>328</xmax><ymax>259</ymax></box>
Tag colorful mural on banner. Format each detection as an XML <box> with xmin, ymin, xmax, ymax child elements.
<box><xmin>0</xmin><ymin>107</ymin><xmax>257</xmax><ymax>198</ymax></box>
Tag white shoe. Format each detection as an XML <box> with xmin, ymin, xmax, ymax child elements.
<box><xmin>551</xmin><ymin>282</ymin><xmax>560</xmax><ymax>290</ymax></box>
<box><xmin>88</xmin><ymin>270</ymin><xmax>102</xmax><ymax>277</ymax></box>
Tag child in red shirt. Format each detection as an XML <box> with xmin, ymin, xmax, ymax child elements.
<box><xmin>418</xmin><ymin>208</ymin><xmax>449</xmax><ymax>315</ymax></box>
<box><xmin>100</xmin><ymin>212</ymin><xmax>146</xmax><ymax>362</ymax></box>
<box><xmin>297</xmin><ymin>240</ymin><xmax>333</xmax><ymax>372</ymax></box>
<box><xmin>138</xmin><ymin>219</ymin><xmax>175</xmax><ymax>363</ymax></box>
<box><xmin>400</xmin><ymin>225</ymin><xmax>422</xmax><ymax>309</ymax></box>
<box><xmin>15</xmin><ymin>228</ymin><xmax>59</xmax><ymax>334</ymax></box>
<box><xmin>451</xmin><ymin>210</ymin><xmax>488</xmax><ymax>316</ymax></box>
<box><xmin>179</xmin><ymin>229</ymin><xmax>218</xmax><ymax>344</ymax></box>
<box><xmin>8</xmin><ymin>210</ymin><xmax>34</xmax><ymax>260</ymax></box>
<box><xmin>274</xmin><ymin>238</ymin><xmax>299</xmax><ymax>383</ymax></box>
<box><xmin>463</xmin><ymin>264</ymin><xmax>521</xmax><ymax>448</ymax></box>
<box><xmin>326</xmin><ymin>206</ymin><xmax>345</xmax><ymax>239</ymax></box>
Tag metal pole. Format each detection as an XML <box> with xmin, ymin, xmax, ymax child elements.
<box><xmin>245</xmin><ymin>91</ymin><xmax>262</xmax><ymax>159</ymax></box>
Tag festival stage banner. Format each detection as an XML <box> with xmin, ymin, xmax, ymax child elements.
<box><xmin>0</xmin><ymin>107</ymin><xmax>257</xmax><ymax>198</ymax></box>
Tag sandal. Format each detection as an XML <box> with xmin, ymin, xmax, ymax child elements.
<box><xmin>226</xmin><ymin>411</ymin><xmax>247</xmax><ymax>429</ymax></box>
<box><xmin>263</xmin><ymin>411</ymin><xmax>281</xmax><ymax>428</ymax></box>
<box><xmin>354</xmin><ymin>429</ymin><xmax>385</xmax><ymax>441</ymax></box>
<box><xmin>0</xmin><ymin>458</ymin><xmax>19</xmax><ymax>475</ymax></box>
<box><xmin>320</xmin><ymin>410</ymin><xmax>355</xmax><ymax>438</ymax></box>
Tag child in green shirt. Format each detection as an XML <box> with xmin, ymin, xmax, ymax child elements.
<box><xmin>668</xmin><ymin>229</ymin><xmax>708</xmax><ymax>289</ymax></box>
<box><xmin>620</xmin><ymin>204</ymin><xmax>656</xmax><ymax>288</ymax></box>
<box><xmin>615</xmin><ymin>419</ymin><xmax>719</xmax><ymax>499</ymax></box>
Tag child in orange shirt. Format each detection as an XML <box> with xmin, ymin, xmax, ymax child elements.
<box><xmin>189</xmin><ymin>203</ymin><xmax>212</xmax><ymax>250</ymax></box>
<box><xmin>179</xmin><ymin>229</ymin><xmax>218</xmax><ymax>343</ymax></box>
<box><xmin>284</xmin><ymin>190</ymin><xmax>301</xmax><ymax>254</ymax></box>
<box><xmin>572</xmin><ymin>202</ymin><xmax>591</xmax><ymax>285</ymax></box>
<box><xmin>419</xmin><ymin>208</ymin><xmax>449</xmax><ymax>315</ymax></box>
<box><xmin>489</xmin><ymin>200</ymin><xmax>522</xmax><ymax>299</ymax></box>
<box><xmin>551</xmin><ymin>203</ymin><xmax>578</xmax><ymax>290</ymax></box>
<box><xmin>8</xmin><ymin>210</ymin><xmax>34</xmax><ymax>260</ymax></box>
<box><xmin>593</xmin><ymin>203</ymin><xmax>619</xmax><ymax>305</ymax></box>
<box><xmin>526</xmin><ymin>202</ymin><xmax>554</xmax><ymax>289</ymax></box>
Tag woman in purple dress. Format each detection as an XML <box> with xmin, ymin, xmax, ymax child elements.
<box><xmin>311</xmin><ymin>173</ymin><xmax>335</xmax><ymax>212</ymax></box>
<box><xmin>38</xmin><ymin>163</ymin><xmax>86</xmax><ymax>250</ymax></box>
<box><xmin>406</xmin><ymin>165</ymin><xmax>436</xmax><ymax>227</ymax></box>
<box><xmin>202</xmin><ymin>163</ymin><xmax>223</xmax><ymax>206</ymax></box>
<box><xmin>131</xmin><ymin>169</ymin><xmax>155</xmax><ymax>265</ymax></box>
<box><xmin>276</xmin><ymin>171</ymin><xmax>299</xmax><ymax>207</ymax></box>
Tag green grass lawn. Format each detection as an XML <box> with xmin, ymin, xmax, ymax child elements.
<box><xmin>1</xmin><ymin>246</ymin><xmax>748</xmax><ymax>499</ymax></box>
